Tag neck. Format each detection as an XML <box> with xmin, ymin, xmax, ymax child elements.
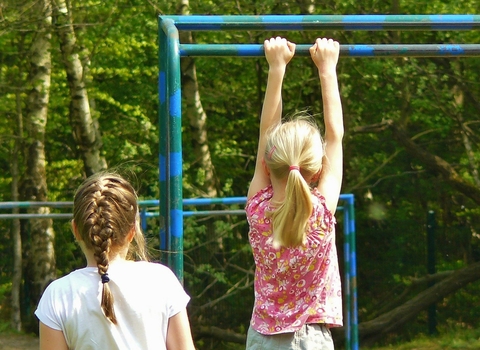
<box><xmin>81</xmin><ymin>243</ymin><xmax>129</xmax><ymax>267</ymax></box>
<box><xmin>270</xmin><ymin>177</ymin><xmax>286</xmax><ymax>203</ymax></box>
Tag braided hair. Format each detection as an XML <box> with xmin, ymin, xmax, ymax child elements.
<box><xmin>73</xmin><ymin>172</ymin><xmax>147</xmax><ymax>324</ymax></box>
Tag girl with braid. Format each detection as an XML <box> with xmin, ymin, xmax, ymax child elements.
<box><xmin>246</xmin><ymin>37</ymin><xmax>344</xmax><ymax>349</ymax></box>
<box><xmin>35</xmin><ymin>172</ymin><xmax>196</xmax><ymax>350</ymax></box>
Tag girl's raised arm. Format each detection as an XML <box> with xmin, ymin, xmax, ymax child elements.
<box><xmin>310</xmin><ymin>38</ymin><xmax>344</xmax><ymax>214</ymax></box>
<box><xmin>248</xmin><ymin>37</ymin><xmax>295</xmax><ymax>199</ymax></box>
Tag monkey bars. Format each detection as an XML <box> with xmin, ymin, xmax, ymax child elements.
<box><xmin>158</xmin><ymin>14</ymin><xmax>480</xmax><ymax>350</ymax></box>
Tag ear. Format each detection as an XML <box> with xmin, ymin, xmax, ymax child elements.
<box><xmin>262</xmin><ymin>157</ymin><xmax>270</xmax><ymax>177</ymax></box>
<box><xmin>71</xmin><ymin>220</ymin><xmax>82</xmax><ymax>241</ymax></box>
<box><xmin>127</xmin><ymin>226</ymin><xmax>136</xmax><ymax>243</ymax></box>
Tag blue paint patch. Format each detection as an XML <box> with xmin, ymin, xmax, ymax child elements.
<box><xmin>350</xmin><ymin>252</ymin><xmax>357</xmax><ymax>276</ymax></box>
<box><xmin>170</xmin><ymin>152</ymin><xmax>182</xmax><ymax>177</ymax></box>
<box><xmin>159</xmin><ymin>155</ymin><xmax>167</xmax><ymax>181</ymax></box>
<box><xmin>159</xmin><ymin>72</ymin><xmax>166</xmax><ymax>104</ymax></box>
<box><xmin>431</xmin><ymin>15</ymin><xmax>473</xmax><ymax>30</ymax></box>
<box><xmin>344</xmin><ymin>15</ymin><xmax>385</xmax><ymax>30</ymax></box>
<box><xmin>438</xmin><ymin>44</ymin><xmax>465</xmax><ymax>55</ymax></box>
<box><xmin>169</xmin><ymin>90</ymin><xmax>181</xmax><ymax>118</ymax></box>
<box><xmin>348</xmin><ymin>45</ymin><xmax>374</xmax><ymax>56</ymax></box>
<box><xmin>170</xmin><ymin>209</ymin><xmax>184</xmax><ymax>237</ymax></box>
<box><xmin>238</xmin><ymin>44</ymin><xmax>264</xmax><ymax>57</ymax></box>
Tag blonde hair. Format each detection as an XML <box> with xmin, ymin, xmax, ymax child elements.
<box><xmin>73</xmin><ymin>172</ymin><xmax>148</xmax><ymax>324</ymax></box>
<box><xmin>264</xmin><ymin>117</ymin><xmax>324</xmax><ymax>247</ymax></box>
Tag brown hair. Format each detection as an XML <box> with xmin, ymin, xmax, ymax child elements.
<box><xmin>264</xmin><ymin>117</ymin><xmax>324</xmax><ymax>247</ymax></box>
<box><xmin>73</xmin><ymin>172</ymin><xmax>148</xmax><ymax>324</ymax></box>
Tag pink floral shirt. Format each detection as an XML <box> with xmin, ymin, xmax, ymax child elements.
<box><xmin>246</xmin><ymin>185</ymin><xmax>343</xmax><ymax>335</ymax></box>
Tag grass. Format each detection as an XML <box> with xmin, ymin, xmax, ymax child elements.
<box><xmin>1</xmin><ymin>316</ymin><xmax>480</xmax><ymax>350</ymax></box>
<box><xmin>365</xmin><ymin>328</ymin><xmax>480</xmax><ymax>350</ymax></box>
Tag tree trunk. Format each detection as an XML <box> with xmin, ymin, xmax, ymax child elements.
<box><xmin>10</xmin><ymin>85</ymin><xmax>23</xmax><ymax>332</ymax></box>
<box><xmin>332</xmin><ymin>261</ymin><xmax>480</xmax><ymax>346</ymax></box>
<box><xmin>53</xmin><ymin>0</ymin><xmax>107</xmax><ymax>176</ymax></box>
<box><xmin>389</xmin><ymin>122</ymin><xmax>480</xmax><ymax>205</ymax></box>
<box><xmin>452</xmin><ymin>85</ymin><xmax>480</xmax><ymax>188</ymax></box>
<box><xmin>21</xmin><ymin>0</ymin><xmax>56</xmax><ymax>332</ymax></box>
<box><xmin>177</xmin><ymin>0</ymin><xmax>218</xmax><ymax>198</ymax></box>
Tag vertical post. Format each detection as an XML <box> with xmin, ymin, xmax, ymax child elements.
<box><xmin>342</xmin><ymin>194</ymin><xmax>358</xmax><ymax>350</ymax></box>
<box><xmin>140</xmin><ymin>208</ymin><xmax>147</xmax><ymax>232</ymax></box>
<box><xmin>348</xmin><ymin>195</ymin><xmax>358</xmax><ymax>350</ymax></box>
<box><xmin>343</xmin><ymin>205</ymin><xmax>352</xmax><ymax>350</ymax></box>
<box><xmin>166</xmin><ymin>19</ymin><xmax>184</xmax><ymax>282</ymax></box>
<box><xmin>427</xmin><ymin>210</ymin><xmax>437</xmax><ymax>335</ymax></box>
<box><xmin>158</xmin><ymin>18</ymin><xmax>170</xmax><ymax>266</ymax></box>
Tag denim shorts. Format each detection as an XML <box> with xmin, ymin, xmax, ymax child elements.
<box><xmin>246</xmin><ymin>323</ymin><xmax>334</xmax><ymax>350</ymax></box>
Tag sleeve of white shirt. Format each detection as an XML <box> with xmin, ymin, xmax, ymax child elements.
<box><xmin>160</xmin><ymin>264</ymin><xmax>191</xmax><ymax>318</ymax></box>
<box><xmin>35</xmin><ymin>281</ymin><xmax>63</xmax><ymax>331</ymax></box>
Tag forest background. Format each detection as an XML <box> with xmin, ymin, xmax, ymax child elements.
<box><xmin>1</xmin><ymin>0</ymin><xmax>480</xmax><ymax>349</ymax></box>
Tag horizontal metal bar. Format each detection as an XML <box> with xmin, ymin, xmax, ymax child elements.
<box><xmin>0</xmin><ymin>213</ymin><xmax>73</xmax><ymax>219</ymax></box>
<box><xmin>180</xmin><ymin>44</ymin><xmax>480</xmax><ymax>57</ymax></box>
<box><xmin>0</xmin><ymin>211</ymin><xmax>246</xmax><ymax>219</ymax></box>
<box><xmin>183</xmin><ymin>210</ymin><xmax>245</xmax><ymax>217</ymax></box>
<box><xmin>0</xmin><ymin>201</ymin><xmax>74</xmax><ymax>209</ymax></box>
<box><xmin>0</xmin><ymin>195</ymin><xmax>353</xmax><ymax>215</ymax></box>
<box><xmin>162</xmin><ymin>15</ymin><xmax>480</xmax><ymax>31</ymax></box>
<box><xmin>141</xmin><ymin>197</ymin><xmax>247</xmax><ymax>207</ymax></box>
<box><xmin>144</xmin><ymin>210</ymin><xmax>247</xmax><ymax>217</ymax></box>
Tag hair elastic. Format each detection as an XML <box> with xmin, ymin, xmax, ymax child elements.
<box><xmin>289</xmin><ymin>165</ymin><xmax>300</xmax><ymax>171</ymax></box>
<box><xmin>101</xmin><ymin>273</ymin><xmax>110</xmax><ymax>284</ymax></box>
<box><xmin>267</xmin><ymin>145</ymin><xmax>276</xmax><ymax>160</ymax></box>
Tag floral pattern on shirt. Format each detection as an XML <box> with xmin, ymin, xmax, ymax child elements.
<box><xmin>246</xmin><ymin>185</ymin><xmax>343</xmax><ymax>335</ymax></box>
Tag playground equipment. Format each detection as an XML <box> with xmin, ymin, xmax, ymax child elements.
<box><xmin>158</xmin><ymin>14</ymin><xmax>480</xmax><ymax>350</ymax></box>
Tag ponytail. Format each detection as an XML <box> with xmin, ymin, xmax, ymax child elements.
<box><xmin>271</xmin><ymin>167</ymin><xmax>313</xmax><ymax>247</ymax></box>
<box><xmin>264</xmin><ymin>117</ymin><xmax>324</xmax><ymax>248</ymax></box>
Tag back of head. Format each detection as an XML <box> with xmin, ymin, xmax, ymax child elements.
<box><xmin>264</xmin><ymin>117</ymin><xmax>324</xmax><ymax>247</ymax></box>
<box><xmin>73</xmin><ymin>172</ymin><xmax>147</xmax><ymax>324</ymax></box>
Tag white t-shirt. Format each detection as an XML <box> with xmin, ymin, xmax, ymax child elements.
<box><xmin>35</xmin><ymin>260</ymin><xmax>190</xmax><ymax>350</ymax></box>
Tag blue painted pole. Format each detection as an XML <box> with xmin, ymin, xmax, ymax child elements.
<box><xmin>347</xmin><ymin>195</ymin><xmax>358</xmax><ymax>350</ymax></box>
<box><xmin>0</xmin><ymin>213</ymin><xmax>73</xmax><ymax>219</ymax></box>
<box><xmin>158</xmin><ymin>18</ymin><xmax>171</xmax><ymax>267</ymax></box>
<box><xmin>166</xmin><ymin>19</ymin><xmax>184</xmax><ymax>283</ymax></box>
<box><xmin>180</xmin><ymin>44</ymin><xmax>480</xmax><ymax>58</ymax></box>
<box><xmin>166</xmin><ymin>15</ymin><xmax>480</xmax><ymax>31</ymax></box>
<box><xmin>343</xmin><ymin>203</ymin><xmax>352</xmax><ymax>349</ymax></box>
<box><xmin>0</xmin><ymin>201</ymin><xmax>73</xmax><ymax>208</ymax></box>
<box><xmin>140</xmin><ymin>196</ymin><xmax>248</xmax><ymax>207</ymax></box>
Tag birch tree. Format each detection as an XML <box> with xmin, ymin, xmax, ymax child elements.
<box><xmin>177</xmin><ymin>0</ymin><xmax>218</xmax><ymax>197</ymax></box>
<box><xmin>53</xmin><ymin>0</ymin><xmax>107</xmax><ymax>176</ymax></box>
<box><xmin>20</xmin><ymin>0</ymin><xmax>56</xmax><ymax>330</ymax></box>
<box><xmin>10</xmin><ymin>90</ymin><xmax>23</xmax><ymax>332</ymax></box>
